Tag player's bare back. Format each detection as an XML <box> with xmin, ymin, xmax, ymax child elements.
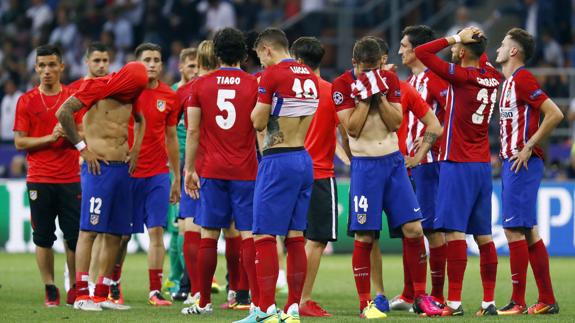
<box><xmin>263</xmin><ymin>115</ymin><xmax>313</xmax><ymax>150</ymax></box>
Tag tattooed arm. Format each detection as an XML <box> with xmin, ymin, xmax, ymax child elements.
<box><xmin>251</xmin><ymin>102</ymin><xmax>271</xmax><ymax>131</ymax></box>
<box><xmin>404</xmin><ymin>109</ymin><xmax>442</xmax><ymax>168</ymax></box>
<box><xmin>55</xmin><ymin>96</ymin><xmax>84</xmax><ymax>145</ymax></box>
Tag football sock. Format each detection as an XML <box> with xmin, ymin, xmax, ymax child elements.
<box><xmin>94</xmin><ymin>276</ymin><xmax>112</xmax><ymax>298</ymax></box>
<box><xmin>446</xmin><ymin>240</ymin><xmax>467</xmax><ymax>302</ymax></box>
<box><xmin>479</xmin><ymin>241</ymin><xmax>498</xmax><ymax>302</ymax></box>
<box><xmin>284</xmin><ymin>236</ymin><xmax>307</xmax><ymax>312</ymax></box>
<box><xmin>111</xmin><ymin>263</ymin><xmax>123</xmax><ymax>283</ymax></box>
<box><xmin>198</xmin><ymin>238</ymin><xmax>218</xmax><ymax>307</ymax></box>
<box><xmin>149</xmin><ymin>269</ymin><xmax>163</xmax><ymax>292</ymax></box>
<box><xmin>184</xmin><ymin>231</ymin><xmax>201</xmax><ymax>295</ymax></box>
<box><xmin>429</xmin><ymin>244</ymin><xmax>447</xmax><ymax>302</ymax></box>
<box><xmin>400</xmin><ymin>238</ymin><xmax>414</xmax><ymax>302</ymax></box>
<box><xmin>76</xmin><ymin>272</ymin><xmax>90</xmax><ymax>297</ymax></box>
<box><xmin>238</xmin><ymin>251</ymin><xmax>250</xmax><ymax>292</ymax></box>
<box><xmin>225</xmin><ymin>236</ymin><xmax>242</xmax><ymax>292</ymax></box>
<box><xmin>508</xmin><ymin>240</ymin><xmax>528</xmax><ymax>306</ymax></box>
<box><xmin>241</xmin><ymin>237</ymin><xmax>259</xmax><ymax>306</ymax></box>
<box><xmin>404</xmin><ymin>237</ymin><xmax>427</xmax><ymax>297</ymax></box>
<box><xmin>352</xmin><ymin>240</ymin><xmax>372</xmax><ymax>310</ymax></box>
<box><xmin>529</xmin><ymin>239</ymin><xmax>556</xmax><ymax>304</ymax></box>
<box><xmin>255</xmin><ymin>237</ymin><xmax>278</xmax><ymax>312</ymax></box>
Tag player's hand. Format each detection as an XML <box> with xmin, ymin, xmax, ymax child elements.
<box><xmin>382</xmin><ymin>64</ymin><xmax>397</xmax><ymax>72</ymax></box>
<box><xmin>404</xmin><ymin>155</ymin><xmax>422</xmax><ymax>169</ymax></box>
<box><xmin>81</xmin><ymin>148</ymin><xmax>108</xmax><ymax>175</ymax></box>
<box><xmin>51</xmin><ymin>123</ymin><xmax>65</xmax><ymax>142</ymax></box>
<box><xmin>170</xmin><ymin>178</ymin><xmax>181</xmax><ymax>204</ymax></box>
<box><xmin>126</xmin><ymin>149</ymin><xmax>139</xmax><ymax>175</ymax></box>
<box><xmin>509</xmin><ymin>145</ymin><xmax>532</xmax><ymax>173</ymax></box>
<box><xmin>352</xmin><ymin>69</ymin><xmax>389</xmax><ymax>100</ymax></box>
<box><xmin>412</xmin><ymin>136</ymin><xmax>423</xmax><ymax>153</ymax></box>
<box><xmin>458</xmin><ymin>27</ymin><xmax>484</xmax><ymax>44</ymax></box>
<box><xmin>184</xmin><ymin>169</ymin><xmax>200</xmax><ymax>200</ymax></box>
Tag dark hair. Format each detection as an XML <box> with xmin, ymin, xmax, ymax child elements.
<box><xmin>244</xmin><ymin>30</ymin><xmax>261</xmax><ymax>66</ymax></box>
<box><xmin>507</xmin><ymin>27</ymin><xmax>535</xmax><ymax>62</ymax></box>
<box><xmin>290</xmin><ymin>37</ymin><xmax>325</xmax><ymax>70</ymax></box>
<box><xmin>254</xmin><ymin>28</ymin><xmax>289</xmax><ymax>51</ymax></box>
<box><xmin>179</xmin><ymin>48</ymin><xmax>197</xmax><ymax>62</ymax></box>
<box><xmin>402</xmin><ymin>25</ymin><xmax>436</xmax><ymax>48</ymax></box>
<box><xmin>213</xmin><ymin>27</ymin><xmax>247</xmax><ymax>65</ymax></box>
<box><xmin>135</xmin><ymin>42</ymin><xmax>162</xmax><ymax>59</ymax></box>
<box><xmin>352</xmin><ymin>37</ymin><xmax>381</xmax><ymax>67</ymax></box>
<box><xmin>456</xmin><ymin>30</ymin><xmax>487</xmax><ymax>59</ymax></box>
<box><xmin>36</xmin><ymin>44</ymin><xmax>63</xmax><ymax>62</ymax></box>
<box><xmin>366</xmin><ymin>36</ymin><xmax>388</xmax><ymax>55</ymax></box>
<box><xmin>86</xmin><ymin>42</ymin><xmax>109</xmax><ymax>58</ymax></box>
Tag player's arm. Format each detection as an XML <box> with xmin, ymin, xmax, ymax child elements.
<box><xmin>337</xmin><ymin>101</ymin><xmax>370</xmax><ymax>139</ymax></box>
<box><xmin>166</xmin><ymin>125</ymin><xmax>180</xmax><ymax>204</ymax></box>
<box><xmin>335</xmin><ymin>124</ymin><xmax>351</xmax><ymax>165</ymax></box>
<box><xmin>129</xmin><ymin>110</ymin><xmax>146</xmax><ymax>174</ymax></box>
<box><xmin>184</xmin><ymin>106</ymin><xmax>201</xmax><ymax>199</ymax></box>
<box><xmin>14</xmin><ymin>127</ymin><xmax>63</xmax><ymax>151</ymax></box>
<box><xmin>375</xmin><ymin>94</ymin><xmax>403</xmax><ymax>132</ymax></box>
<box><xmin>405</xmin><ymin>110</ymin><xmax>442</xmax><ymax>168</ymax></box>
<box><xmin>251</xmin><ymin>102</ymin><xmax>271</xmax><ymax>131</ymax></box>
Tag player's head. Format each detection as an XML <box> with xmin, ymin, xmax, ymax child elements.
<box><xmin>365</xmin><ymin>36</ymin><xmax>388</xmax><ymax>65</ymax></box>
<box><xmin>451</xmin><ymin>29</ymin><xmax>487</xmax><ymax>64</ymax></box>
<box><xmin>400</xmin><ymin>25</ymin><xmax>435</xmax><ymax>66</ymax></box>
<box><xmin>178</xmin><ymin>47</ymin><xmax>198</xmax><ymax>82</ymax></box>
<box><xmin>135</xmin><ymin>42</ymin><xmax>162</xmax><ymax>82</ymax></box>
<box><xmin>85</xmin><ymin>42</ymin><xmax>110</xmax><ymax>78</ymax></box>
<box><xmin>290</xmin><ymin>37</ymin><xmax>325</xmax><ymax>72</ymax></box>
<box><xmin>197</xmin><ymin>40</ymin><xmax>218</xmax><ymax>72</ymax></box>
<box><xmin>352</xmin><ymin>36</ymin><xmax>382</xmax><ymax>70</ymax></box>
<box><xmin>254</xmin><ymin>28</ymin><xmax>290</xmax><ymax>67</ymax></box>
<box><xmin>214</xmin><ymin>27</ymin><xmax>247</xmax><ymax>66</ymax></box>
<box><xmin>35</xmin><ymin>44</ymin><xmax>64</xmax><ymax>86</ymax></box>
<box><xmin>496</xmin><ymin>27</ymin><xmax>535</xmax><ymax>65</ymax></box>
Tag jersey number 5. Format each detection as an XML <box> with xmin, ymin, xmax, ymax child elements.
<box><xmin>216</xmin><ymin>89</ymin><xmax>236</xmax><ymax>130</ymax></box>
<box><xmin>472</xmin><ymin>88</ymin><xmax>497</xmax><ymax>125</ymax></box>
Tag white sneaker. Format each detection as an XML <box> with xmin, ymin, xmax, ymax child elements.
<box><xmin>73</xmin><ymin>297</ymin><xmax>102</xmax><ymax>311</ymax></box>
<box><xmin>390</xmin><ymin>295</ymin><xmax>414</xmax><ymax>311</ymax></box>
<box><xmin>99</xmin><ymin>300</ymin><xmax>131</xmax><ymax>310</ymax></box>
<box><xmin>181</xmin><ymin>303</ymin><xmax>213</xmax><ymax>315</ymax></box>
<box><xmin>183</xmin><ymin>292</ymin><xmax>200</xmax><ymax>305</ymax></box>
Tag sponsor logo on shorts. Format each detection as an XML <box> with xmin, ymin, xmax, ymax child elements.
<box><xmin>90</xmin><ymin>213</ymin><xmax>99</xmax><ymax>225</ymax></box>
<box><xmin>29</xmin><ymin>190</ymin><xmax>37</xmax><ymax>201</ymax></box>
<box><xmin>157</xmin><ymin>99</ymin><xmax>166</xmax><ymax>112</ymax></box>
<box><xmin>357</xmin><ymin>213</ymin><xmax>367</xmax><ymax>224</ymax></box>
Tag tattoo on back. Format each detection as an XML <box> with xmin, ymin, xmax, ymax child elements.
<box><xmin>263</xmin><ymin>116</ymin><xmax>284</xmax><ymax>149</ymax></box>
<box><xmin>423</xmin><ymin>131</ymin><xmax>438</xmax><ymax>145</ymax></box>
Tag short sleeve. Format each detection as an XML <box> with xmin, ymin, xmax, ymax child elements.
<box><xmin>188</xmin><ymin>80</ymin><xmax>201</xmax><ymax>108</ymax></box>
<box><xmin>515</xmin><ymin>71</ymin><xmax>549</xmax><ymax>110</ymax></box>
<box><xmin>13</xmin><ymin>95</ymin><xmax>30</xmax><ymax>132</ymax></box>
<box><xmin>257</xmin><ymin>69</ymin><xmax>276</xmax><ymax>105</ymax></box>
<box><xmin>167</xmin><ymin>94</ymin><xmax>180</xmax><ymax>127</ymax></box>
<box><xmin>332</xmin><ymin>77</ymin><xmax>354</xmax><ymax>112</ymax></box>
<box><xmin>384</xmin><ymin>72</ymin><xmax>401</xmax><ymax>104</ymax></box>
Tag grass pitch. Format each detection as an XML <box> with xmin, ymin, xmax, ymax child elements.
<box><xmin>0</xmin><ymin>253</ymin><xmax>572</xmax><ymax>322</ymax></box>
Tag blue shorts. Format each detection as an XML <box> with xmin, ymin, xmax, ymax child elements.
<box><xmin>434</xmin><ymin>162</ymin><xmax>492</xmax><ymax>235</ymax></box>
<box><xmin>253</xmin><ymin>149</ymin><xmax>313</xmax><ymax>236</ymax></box>
<box><xmin>131</xmin><ymin>173</ymin><xmax>170</xmax><ymax>233</ymax></box>
<box><xmin>349</xmin><ymin>152</ymin><xmax>422</xmax><ymax>232</ymax></box>
<box><xmin>198</xmin><ymin>178</ymin><xmax>255</xmax><ymax>231</ymax></box>
<box><xmin>412</xmin><ymin>162</ymin><xmax>440</xmax><ymax>231</ymax></box>
<box><xmin>179</xmin><ymin>175</ymin><xmax>201</xmax><ymax>221</ymax></box>
<box><xmin>80</xmin><ymin>162</ymin><xmax>133</xmax><ymax>235</ymax></box>
<box><xmin>501</xmin><ymin>157</ymin><xmax>543</xmax><ymax>229</ymax></box>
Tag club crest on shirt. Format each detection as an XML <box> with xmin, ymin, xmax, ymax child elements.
<box><xmin>156</xmin><ymin>99</ymin><xmax>166</xmax><ymax>112</ymax></box>
<box><xmin>357</xmin><ymin>213</ymin><xmax>367</xmax><ymax>224</ymax></box>
<box><xmin>29</xmin><ymin>190</ymin><xmax>38</xmax><ymax>201</ymax></box>
<box><xmin>90</xmin><ymin>213</ymin><xmax>99</xmax><ymax>225</ymax></box>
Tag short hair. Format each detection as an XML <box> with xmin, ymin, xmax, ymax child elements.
<box><xmin>197</xmin><ymin>40</ymin><xmax>218</xmax><ymax>70</ymax></box>
<box><xmin>86</xmin><ymin>42</ymin><xmax>109</xmax><ymax>58</ymax></box>
<box><xmin>179</xmin><ymin>48</ymin><xmax>198</xmax><ymax>62</ymax></box>
<box><xmin>244</xmin><ymin>30</ymin><xmax>261</xmax><ymax>66</ymax></box>
<box><xmin>402</xmin><ymin>25</ymin><xmax>436</xmax><ymax>48</ymax></box>
<box><xmin>36</xmin><ymin>44</ymin><xmax>63</xmax><ymax>62</ymax></box>
<box><xmin>366</xmin><ymin>36</ymin><xmax>389</xmax><ymax>55</ymax></box>
<box><xmin>135</xmin><ymin>42</ymin><xmax>162</xmax><ymax>59</ymax></box>
<box><xmin>290</xmin><ymin>37</ymin><xmax>325</xmax><ymax>70</ymax></box>
<box><xmin>352</xmin><ymin>37</ymin><xmax>381</xmax><ymax>67</ymax></box>
<box><xmin>213</xmin><ymin>27</ymin><xmax>247</xmax><ymax>66</ymax></box>
<box><xmin>254</xmin><ymin>28</ymin><xmax>289</xmax><ymax>51</ymax></box>
<box><xmin>506</xmin><ymin>27</ymin><xmax>535</xmax><ymax>62</ymax></box>
<box><xmin>457</xmin><ymin>30</ymin><xmax>487</xmax><ymax>59</ymax></box>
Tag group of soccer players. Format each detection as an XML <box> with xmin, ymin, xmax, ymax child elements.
<box><xmin>15</xmin><ymin>21</ymin><xmax>562</xmax><ymax>322</ymax></box>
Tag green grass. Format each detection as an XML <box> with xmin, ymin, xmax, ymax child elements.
<box><xmin>0</xmin><ymin>253</ymin><xmax>572</xmax><ymax>322</ymax></box>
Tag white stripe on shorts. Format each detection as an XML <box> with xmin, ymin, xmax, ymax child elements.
<box><xmin>330</xmin><ymin>177</ymin><xmax>337</xmax><ymax>240</ymax></box>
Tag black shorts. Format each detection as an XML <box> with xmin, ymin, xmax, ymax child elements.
<box><xmin>27</xmin><ymin>182</ymin><xmax>81</xmax><ymax>249</ymax></box>
<box><xmin>305</xmin><ymin>178</ymin><xmax>338</xmax><ymax>242</ymax></box>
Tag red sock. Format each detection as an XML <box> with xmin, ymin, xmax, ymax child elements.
<box><xmin>284</xmin><ymin>237</ymin><xmax>307</xmax><ymax>312</ymax></box>
<box><xmin>238</xmin><ymin>248</ymin><xmax>250</xmax><ymax>291</ymax></box>
<box><xmin>76</xmin><ymin>272</ymin><xmax>89</xmax><ymax>297</ymax></box>
<box><xmin>352</xmin><ymin>240</ymin><xmax>372</xmax><ymax>310</ymax></box>
<box><xmin>479</xmin><ymin>241</ymin><xmax>498</xmax><ymax>302</ymax></box>
<box><xmin>404</xmin><ymin>237</ymin><xmax>427</xmax><ymax>297</ymax></box>
<box><xmin>255</xmin><ymin>237</ymin><xmax>278</xmax><ymax>312</ymax></box>
<box><xmin>184</xmin><ymin>231</ymin><xmax>201</xmax><ymax>295</ymax></box>
<box><xmin>446</xmin><ymin>240</ymin><xmax>467</xmax><ymax>302</ymax></box>
<box><xmin>508</xmin><ymin>240</ymin><xmax>528</xmax><ymax>306</ymax></box>
<box><xmin>429</xmin><ymin>244</ymin><xmax>446</xmax><ymax>302</ymax></box>
<box><xmin>149</xmin><ymin>269</ymin><xmax>163</xmax><ymax>292</ymax></box>
<box><xmin>198</xmin><ymin>238</ymin><xmax>218</xmax><ymax>307</ymax></box>
<box><xmin>529</xmin><ymin>240</ymin><xmax>556</xmax><ymax>304</ymax></box>
<box><xmin>112</xmin><ymin>263</ymin><xmax>122</xmax><ymax>282</ymax></box>
<box><xmin>400</xmin><ymin>239</ymin><xmax>414</xmax><ymax>302</ymax></box>
<box><xmin>226</xmin><ymin>236</ymin><xmax>242</xmax><ymax>291</ymax></box>
<box><xmin>94</xmin><ymin>276</ymin><xmax>112</xmax><ymax>298</ymax></box>
<box><xmin>242</xmin><ymin>238</ymin><xmax>259</xmax><ymax>306</ymax></box>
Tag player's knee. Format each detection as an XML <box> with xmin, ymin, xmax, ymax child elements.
<box><xmin>65</xmin><ymin>238</ymin><xmax>78</xmax><ymax>252</ymax></box>
<box><xmin>33</xmin><ymin>232</ymin><xmax>56</xmax><ymax>249</ymax></box>
<box><xmin>503</xmin><ymin>228</ymin><xmax>526</xmax><ymax>242</ymax></box>
<box><xmin>354</xmin><ymin>231</ymin><xmax>374</xmax><ymax>243</ymax></box>
<box><xmin>401</xmin><ymin>221</ymin><xmax>423</xmax><ymax>238</ymax></box>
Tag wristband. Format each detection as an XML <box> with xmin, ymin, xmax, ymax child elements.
<box><xmin>452</xmin><ymin>35</ymin><xmax>462</xmax><ymax>43</ymax></box>
<box><xmin>75</xmin><ymin>140</ymin><xmax>87</xmax><ymax>151</ymax></box>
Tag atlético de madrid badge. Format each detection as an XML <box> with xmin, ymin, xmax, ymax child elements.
<box><xmin>29</xmin><ymin>190</ymin><xmax>37</xmax><ymax>201</ymax></box>
<box><xmin>157</xmin><ymin>99</ymin><xmax>166</xmax><ymax>112</ymax></box>
<box><xmin>357</xmin><ymin>213</ymin><xmax>367</xmax><ymax>224</ymax></box>
<box><xmin>90</xmin><ymin>213</ymin><xmax>99</xmax><ymax>225</ymax></box>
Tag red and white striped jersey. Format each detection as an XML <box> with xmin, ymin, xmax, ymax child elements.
<box><xmin>499</xmin><ymin>67</ymin><xmax>548</xmax><ymax>159</ymax></box>
<box><xmin>406</xmin><ymin>69</ymin><xmax>448</xmax><ymax>163</ymax></box>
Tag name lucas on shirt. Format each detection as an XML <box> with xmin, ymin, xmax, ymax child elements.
<box><xmin>290</xmin><ymin>66</ymin><xmax>310</xmax><ymax>74</ymax></box>
<box><xmin>217</xmin><ymin>76</ymin><xmax>241</xmax><ymax>85</ymax></box>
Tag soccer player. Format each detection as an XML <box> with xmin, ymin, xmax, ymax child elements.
<box><xmin>289</xmin><ymin>37</ymin><xmax>339</xmax><ymax>317</ymax></box>
<box><xmin>334</xmin><ymin>36</ymin><xmax>442</xmax><ymax>319</ymax></box>
<box><xmin>130</xmin><ymin>42</ymin><xmax>180</xmax><ymax>306</ymax></box>
<box><xmin>14</xmin><ymin>45</ymin><xmax>80</xmax><ymax>307</ymax></box>
<box><xmin>180</xmin><ymin>27</ymin><xmax>260</xmax><ymax>316</ymax></box>
<box><xmin>68</xmin><ymin>42</ymin><xmax>111</xmax><ymax>89</ymax></box>
<box><xmin>236</xmin><ymin>27</ymin><xmax>319</xmax><ymax>323</ymax></box>
<box><xmin>393</xmin><ymin>25</ymin><xmax>450</xmax><ymax>309</ymax></box>
<box><xmin>414</xmin><ymin>27</ymin><xmax>502</xmax><ymax>316</ymax></box>
<box><xmin>56</xmin><ymin>61</ymin><xmax>148</xmax><ymax>311</ymax></box>
<box><xmin>494</xmin><ymin>27</ymin><xmax>562</xmax><ymax>315</ymax></box>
